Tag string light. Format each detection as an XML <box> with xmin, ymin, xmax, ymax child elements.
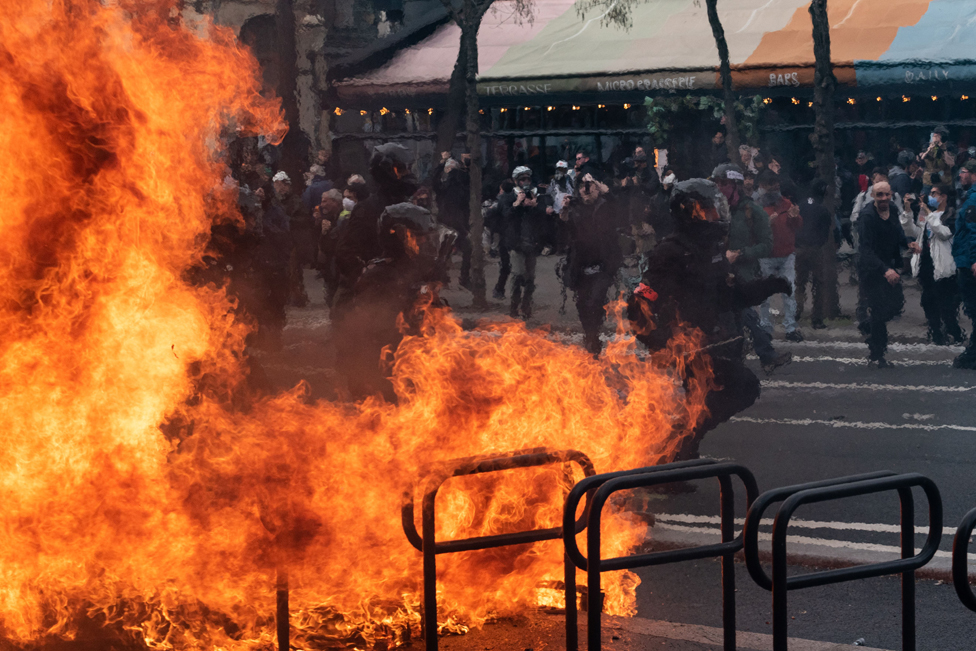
<box><xmin>500</xmin><ymin>108</ymin><xmax>507</xmax><ymax>113</ymax></box>
<box><xmin>623</xmin><ymin>103</ymin><xmax>631</xmax><ymax>109</ymax></box>
<box><xmin>902</xmin><ymin>96</ymin><xmax>910</xmax><ymax>102</ymax></box>
<box><xmin>379</xmin><ymin>107</ymin><xmax>390</xmax><ymax>115</ymax></box>
<box><xmin>547</xmin><ymin>106</ymin><xmax>554</xmax><ymax>111</ymax></box>
<box><xmin>762</xmin><ymin>98</ymin><xmax>772</xmax><ymax>105</ymax></box>
<box><xmin>791</xmin><ymin>98</ymin><xmax>799</xmax><ymax>105</ymax></box>
<box><xmin>572</xmin><ymin>105</ymin><xmax>580</xmax><ymax>110</ymax></box>
<box><xmin>931</xmin><ymin>95</ymin><xmax>938</xmax><ymax>101</ymax></box>
<box><xmin>404</xmin><ymin>108</ymin><xmax>411</xmax><ymax>114</ymax></box>
<box><xmin>598</xmin><ymin>104</ymin><xmax>606</xmax><ymax>108</ymax></box>
<box><xmin>963</xmin><ymin>95</ymin><xmax>970</xmax><ymax>100</ymax></box>
<box><xmin>807</xmin><ymin>101</ymin><xmax>813</xmax><ymax>107</ymax></box>
<box><xmin>360</xmin><ymin>110</ymin><xmax>367</xmax><ymax>116</ymax></box>
<box><xmin>479</xmin><ymin>109</ymin><xmax>484</xmax><ymax>114</ymax></box>
<box><xmin>846</xmin><ymin>98</ymin><xmax>855</xmax><ymax>105</ymax></box>
<box><xmin>333</xmin><ymin>107</ymin><xmax>343</xmax><ymax>116</ymax></box>
<box><xmin>428</xmin><ymin>108</ymin><xmax>434</xmax><ymax>115</ymax></box>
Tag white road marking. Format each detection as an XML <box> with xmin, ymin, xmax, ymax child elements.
<box><xmin>783</xmin><ymin>339</ymin><xmax>963</xmax><ymax>353</ymax></box>
<box><xmin>748</xmin><ymin>354</ymin><xmax>951</xmax><ymax>366</ymax></box>
<box><xmin>612</xmin><ymin>614</ymin><xmax>893</xmax><ymax>651</ymax></box>
<box><xmin>762</xmin><ymin>380</ymin><xmax>973</xmax><ymax>393</ymax></box>
<box><xmin>655</xmin><ymin>522</ymin><xmax>952</xmax><ymax>559</ymax></box>
<box><xmin>730</xmin><ymin>415</ymin><xmax>976</xmax><ymax>432</ymax></box>
<box><xmin>656</xmin><ymin>512</ymin><xmax>905</xmax><ymax>534</ymax></box>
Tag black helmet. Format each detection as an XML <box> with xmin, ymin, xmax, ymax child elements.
<box><xmin>710</xmin><ymin>163</ymin><xmax>744</xmax><ymax>183</ymax></box>
<box><xmin>379</xmin><ymin>203</ymin><xmax>456</xmax><ymax>270</ymax></box>
<box><xmin>370</xmin><ymin>143</ymin><xmax>418</xmax><ymax>199</ymax></box>
<box><xmin>670</xmin><ymin>179</ymin><xmax>731</xmax><ymax>241</ymax></box>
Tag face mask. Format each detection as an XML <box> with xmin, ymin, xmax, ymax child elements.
<box><xmin>927</xmin><ymin>195</ymin><xmax>940</xmax><ymax>209</ymax></box>
<box><xmin>342</xmin><ymin>197</ymin><xmax>355</xmax><ymax>211</ymax></box>
<box><xmin>663</xmin><ymin>173</ymin><xmax>676</xmax><ymax>185</ymax></box>
<box><xmin>555</xmin><ymin>171</ymin><xmax>565</xmax><ymax>180</ymax></box>
<box><xmin>520</xmin><ymin>180</ymin><xmax>533</xmax><ymax>190</ymax></box>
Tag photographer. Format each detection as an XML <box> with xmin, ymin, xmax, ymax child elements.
<box><xmin>563</xmin><ymin>173</ymin><xmax>621</xmax><ymax>354</ymax></box>
<box><xmin>921</xmin><ymin>126</ymin><xmax>953</xmax><ymax>190</ymax></box>
<box><xmin>502</xmin><ymin>166</ymin><xmax>550</xmax><ymax>319</ymax></box>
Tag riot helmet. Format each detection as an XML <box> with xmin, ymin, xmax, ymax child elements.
<box><xmin>370</xmin><ymin>143</ymin><xmax>419</xmax><ymax>199</ymax></box>
<box><xmin>670</xmin><ymin>179</ymin><xmax>731</xmax><ymax>240</ymax></box>
<box><xmin>378</xmin><ymin>203</ymin><xmax>456</xmax><ymax>275</ymax></box>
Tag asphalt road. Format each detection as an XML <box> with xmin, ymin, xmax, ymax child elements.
<box><xmin>267</xmin><ymin>259</ymin><xmax>976</xmax><ymax>648</ymax></box>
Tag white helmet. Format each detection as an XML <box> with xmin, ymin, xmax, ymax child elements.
<box><xmin>512</xmin><ymin>166</ymin><xmax>532</xmax><ymax>180</ymax></box>
<box><xmin>272</xmin><ymin>171</ymin><xmax>291</xmax><ymax>183</ymax></box>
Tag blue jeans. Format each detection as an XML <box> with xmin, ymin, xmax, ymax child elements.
<box><xmin>759</xmin><ymin>253</ymin><xmax>798</xmax><ymax>333</ymax></box>
<box><xmin>741</xmin><ymin>307</ymin><xmax>776</xmax><ymax>364</ymax></box>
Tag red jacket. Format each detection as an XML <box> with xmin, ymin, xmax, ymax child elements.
<box><xmin>763</xmin><ymin>197</ymin><xmax>803</xmax><ymax>258</ymax></box>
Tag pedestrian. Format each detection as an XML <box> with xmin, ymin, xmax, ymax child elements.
<box><xmin>315</xmin><ymin>189</ymin><xmax>344</xmax><ymax>306</ymax></box>
<box><xmin>570</xmin><ymin>150</ymin><xmax>602</xmax><ymax>184</ymax></box>
<box><xmin>739</xmin><ymin>145</ymin><xmax>757</xmax><ymax>174</ymax></box>
<box><xmin>854</xmin><ymin>150</ymin><xmax>873</xmax><ymax>193</ymax></box>
<box><xmin>755</xmin><ymin>170</ymin><xmax>804</xmax><ymax>342</ymax></box>
<box><xmin>489</xmin><ymin>179</ymin><xmax>516</xmax><ymax>299</ymax></box>
<box><xmin>548</xmin><ymin>160</ymin><xmax>574</xmax><ymax>253</ymax></box>
<box><xmin>563</xmin><ymin>173</ymin><xmax>623</xmax><ymax>354</ymax></box>
<box><xmin>713</xmin><ymin>163</ymin><xmax>792</xmax><ymax>374</ymax></box>
<box><xmin>952</xmin><ymin>167</ymin><xmax>976</xmax><ymax>368</ymax></box>
<box><xmin>905</xmin><ymin>184</ymin><xmax>963</xmax><ymax>345</ymax></box>
<box><xmin>921</xmin><ymin>126</ymin><xmax>952</xmax><ymax>190</ymax></box>
<box><xmin>795</xmin><ymin>179</ymin><xmax>832</xmax><ymax>329</ymax></box>
<box><xmin>272</xmin><ymin>171</ymin><xmax>313</xmax><ymax>308</ymax></box>
<box><xmin>432</xmin><ymin>155</ymin><xmax>472</xmax><ymax>288</ymax></box>
<box><xmin>857</xmin><ymin>181</ymin><xmax>908</xmax><ymax>368</ymax></box>
<box><xmin>503</xmin><ymin>166</ymin><xmax>549</xmax><ymax>319</ymax></box>
<box><xmin>628</xmin><ymin>178</ymin><xmax>791</xmax><ymax>460</ymax></box>
<box><xmin>710</xmin><ymin>130</ymin><xmax>729</xmax><ymax>171</ymax></box>
<box><xmin>302</xmin><ymin>163</ymin><xmax>333</xmax><ymax>213</ymax></box>
<box><xmin>888</xmin><ymin>150</ymin><xmax>916</xmax><ymax>199</ymax></box>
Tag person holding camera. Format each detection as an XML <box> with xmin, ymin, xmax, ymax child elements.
<box><xmin>921</xmin><ymin>126</ymin><xmax>953</xmax><ymax>190</ymax></box>
<box><xmin>563</xmin><ymin>173</ymin><xmax>621</xmax><ymax>354</ymax></box>
<box><xmin>502</xmin><ymin>166</ymin><xmax>550</xmax><ymax>319</ymax></box>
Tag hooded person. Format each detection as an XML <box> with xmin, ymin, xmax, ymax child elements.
<box><xmin>333</xmin><ymin>143</ymin><xmax>419</xmax><ymax>310</ymax></box>
<box><xmin>629</xmin><ymin>178</ymin><xmax>791</xmax><ymax>460</ymax></box>
<box><xmin>333</xmin><ymin>202</ymin><xmax>457</xmax><ymax>401</ymax></box>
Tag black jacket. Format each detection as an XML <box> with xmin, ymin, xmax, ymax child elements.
<box><xmin>857</xmin><ymin>202</ymin><xmax>908</xmax><ymax>277</ymax></box>
<box><xmin>565</xmin><ymin>197</ymin><xmax>625</xmax><ymax>288</ymax></box>
<box><xmin>796</xmin><ymin>196</ymin><xmax>833</xmax><ymax>248</ymax></box>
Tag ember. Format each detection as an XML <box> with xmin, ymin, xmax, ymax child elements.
<box><xmin>0</xmin><ymin>1</ymin><xmax>712</xmax><ymax>649</ymax></box>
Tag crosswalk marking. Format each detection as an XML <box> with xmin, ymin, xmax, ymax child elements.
<box><xmin>762</xmin><ymin>380</ymin><xmax>973</xmax><ymax>392</ymax></box>
<box><xmin>748</xmin><ymin>354</ymin><xmax>952</xmax><ymax>366</ymax></box>
<box><xmin>731</xmin><ymin>415</ymin><xmax>976</xmax><ymax>432</ymax></box>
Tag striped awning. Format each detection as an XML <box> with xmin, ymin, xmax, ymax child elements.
<box><xmin>333</xmin><ymin>0</ymin><xmax>976</xmax><ymax>100</ymax></box>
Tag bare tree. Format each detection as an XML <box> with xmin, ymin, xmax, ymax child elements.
<box><xmin>809</xmin><ymin>0</ymin><xmax>836</xmax><ymax>212</ymax></box>
<box><xmin>275</xmin><ymin>0</ymin><xmax>309</xmax><ymax>191</ymax></box>
<box><xmin>437</xmin><ymin>0</ymin><xmax>532</xmax><ymax>309</ymax></box>
<box><xmin>704</xmin><ymin>0</ymin><xmax>740</xmax><ymax>158</ymax></box>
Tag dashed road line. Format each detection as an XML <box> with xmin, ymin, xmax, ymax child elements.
<box><xmin>748</xmin><ymin>354</ymin><xmax>951</xmax><ymax>366</ymax></box>
<box><xmin>762</xmin><ymin>380</ymin><xmax>973</xmax><ymax>393</ymax></box>
<box><xmin>730</xmin><ymin>415</ymin><xmax>976</xmax><ymax>432</ymax></box>
<box><xmin>656</xmin><ymin>512</ymin><xmax>905</xmax><ymax>534</ymax></box>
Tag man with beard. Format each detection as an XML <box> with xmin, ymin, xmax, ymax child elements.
<box><xmin>333</xmin><ymin>203</ymin><xmax>456</xmax><ymax>401</ymax></box>
<box><xmin>858</xmin><ymin>181</ymin><xmax>908</xmax><ymax>368</ymax></box>
<box><xmin>563</xmin><ymin>174</ymin><xmax>624</xmax><ymax>354</ymax></box>
<box><xmin>333</xmin><ymin>143</ymin><xmax>419</xmax><ymax>311</ymax></box>
<box><xmin>629</xmin><ymin>179</ymin><xmax>790</xmax><ymax>460</ymax></box>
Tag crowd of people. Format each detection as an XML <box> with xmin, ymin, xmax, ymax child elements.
<box><xmin>213</xmin><ymin>123</ymin><xmax>976</xmax><ymax>405</ymax></box>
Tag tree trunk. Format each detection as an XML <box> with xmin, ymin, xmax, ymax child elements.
<box><xmin>463</xmin><ymin>16</ymin><xmax>488</xmax><ymax>310</ymax></box>
<box><xmin>810</xmin><ymin>0</ymin><xmax>836</xmax><ymax>212</ymax></box>
<box><xmin>705</xmin><ymin>0</ymin><xmax>740</xmax><ymax>160</ymax></box>
<box><xmin>276</xmin><ymin>0</ymin><xmax>308</xmax><ymax>192</ymax></box>
<box><xmin>435</xmin><ymin>30</ymin><xmax>469</xmax><ymax>156</ymax></box>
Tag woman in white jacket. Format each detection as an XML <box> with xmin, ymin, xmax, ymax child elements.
<box><xmin>903</xmin><ymin>184</ymin><xmax>964</xmax><ymax>345</ymax></box>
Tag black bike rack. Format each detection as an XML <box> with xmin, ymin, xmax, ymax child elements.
<box><xmin>562</xmin><ymin>460</ymin><xmax>758</xmax><ymax>651</ymax></box>
<box><xmin>743</xmin><ymin>472</ymin><xmax>942</xmax><ymax>651</ymax></box>
<box><xmin>402</xmin><ymin>447</ymin><xmax>596</xmax><ymax>651</ymax></box>
<box><xmin>951</xmin><ymin>506</ymin><xmax>976</xmax><ymax>612</ymax></box>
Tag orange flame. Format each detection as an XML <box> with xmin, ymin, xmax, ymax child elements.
<box><xmin>0</xmin><ymin>1</ymin><xmax>713</xmax><ymax>649</ymax></box>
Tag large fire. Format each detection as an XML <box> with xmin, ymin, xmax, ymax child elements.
<box><xmin>0</xmin><ymin>1</ymin><xmax>712</xmax><ymax>649</ymax></box>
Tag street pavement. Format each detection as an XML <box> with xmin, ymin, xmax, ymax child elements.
<box><xmin>267</xmin><ymin>255</ymin><xmax>976</xmax><ymax>648</ymax></box>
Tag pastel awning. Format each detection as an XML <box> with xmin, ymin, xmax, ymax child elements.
<box><xmin>333</xmin><ymin>0</ymin><xmax>976</xmax><ymax>101</ymax></box>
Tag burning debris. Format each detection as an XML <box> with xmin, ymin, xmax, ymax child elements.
<box><xmin>0</xmin><ymin>1</ymin><xmax>712</xmax><ymax>649</ymax></box>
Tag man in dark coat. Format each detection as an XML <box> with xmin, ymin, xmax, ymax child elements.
<box><xmin>502</xmin><ymin>166</ymin><xmax>551</xmax><ymax>319</ymax></box>
<box><xmin>432</xmin><ymin>157</ymin><xmax>472</xmax><ymax>288</ymax></box>
<box><xmin>629</xmin><ymin>179</ymin><xmax>790</xmax><ymax>460</ymax></box>
<box><xmin>333</xmin><ymin>143</ymin><xmax>419</xmax><ymax>310</ymax></box>
<box><xmin>563</xmin><ymin>176</ymin><xmax>625</xmax><ymax>354</ymax></box>
<box><xmin>857</xmin><ymin>181</ymin><xmax>908</xmax><ymax>367</ymax></box>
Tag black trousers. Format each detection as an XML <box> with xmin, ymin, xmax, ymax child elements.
<box><xmin>959</xmin><ymin>267</ymin><xmax>976</xmax><ymax>355</ymax></box>
<box><xmin>574</xmin><ymin>271</ymin><xmax>615</xmax><ymax>354</ymax></box>
<box><xmin>863</xmin><ymin>274</ymin><xmax>905</xmax><ymax>361</ymax></box>
<box><xmin>674</xmin><ymin>357</ymin><xmax>761</xmax><ymax>461</ymax></box>
<box><xmin>795</xmin><ymin>245</ymin><xmax>827</xmax><ymax>323</ymax></box>
<box><xmin>494</xmin><ymin>245</ymin><xmax>511</xmax><ymax>296</ymax></box>
<box><xmin>919</xmin><ymin>274</ymin><xmax>963</xmax><ymax>342</ymax></box>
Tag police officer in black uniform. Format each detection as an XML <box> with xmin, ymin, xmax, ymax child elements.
<box><xmin>333</xmin><ymin>202</ymin><xmax>456</xmax><ymax>401</ymax></box>
<box><xmin>629</xmin><ymin>179</ymin><xmax>790</xmax><ymax>460</ymax></box>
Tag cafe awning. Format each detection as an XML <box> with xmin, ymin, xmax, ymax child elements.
<box><xmin>333</xmin><ymin>0</ymin><xmax>976</xmax><ymax>102</ymax></box>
